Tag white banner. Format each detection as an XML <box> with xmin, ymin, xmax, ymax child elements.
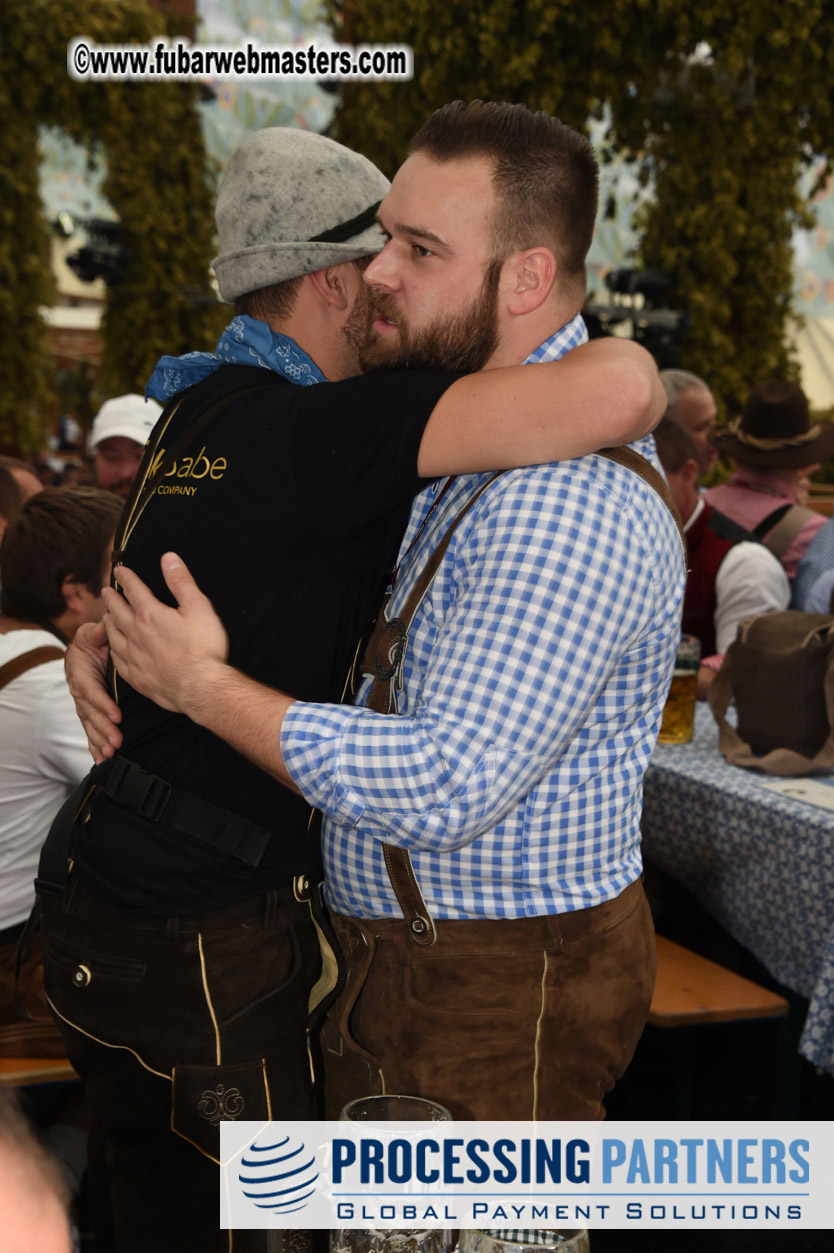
<box><xmin>219</xmin><ymin>1120</ymin><xmax>832</xmax><ymax>1230</ymax></box>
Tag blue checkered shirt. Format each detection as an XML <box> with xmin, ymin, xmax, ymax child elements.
<box><xmin>281</xmin><ymin>315</ymin><xmax>686</xmax><ymax>919</ymax></box>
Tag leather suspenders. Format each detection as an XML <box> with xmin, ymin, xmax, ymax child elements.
<box><xmin>354</xmin><ymin>448</ymin><xmax>685</xmax><ymax>947</ymax></box>
<box><xmin>0</xmin><ymin>647</ymin><xmax>64</xmax><ymax>690</ymax></box>
<box><xmin>356</xmin><ymin>473</ymin><xmax>501</xmax><ymax>945</ymax></box>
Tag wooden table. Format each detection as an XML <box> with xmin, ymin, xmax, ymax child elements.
<box><xmin>641</xmin><ymin>702</ymin><xmax>834</xmax><ymax>1075</ymax></box>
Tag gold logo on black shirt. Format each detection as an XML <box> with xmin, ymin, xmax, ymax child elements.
<box><xmin>150</xmin><ymin>447</ymin><xmax>227</xmax><ymax>480</ymax></box>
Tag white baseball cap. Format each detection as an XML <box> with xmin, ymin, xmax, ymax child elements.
<box><xmin>88</xmin><ymin>394</ymin><xmax>162</xmax><ymax>453</ymax></box>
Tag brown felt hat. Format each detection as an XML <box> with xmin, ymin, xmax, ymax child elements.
<box><xmin>716</xmin><ymin>379</ymin><xmax>834</xmax><ymax>469</ymax></box>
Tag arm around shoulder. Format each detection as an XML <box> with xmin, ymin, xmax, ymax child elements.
<box><xmin>416</xmin><ymin>336</ymin><xmax>663</xmax><ymax>477</ymax></box>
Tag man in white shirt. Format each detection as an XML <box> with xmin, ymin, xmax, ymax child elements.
<box><xmin>0</xmin><ymin>487</ymin><xmax>122</xmax><ymax>938</ymax></box>
<box><xmin>0</xmin><ymin>487</ymin><xmax>121</xmax><ymax>1064</ymax></box>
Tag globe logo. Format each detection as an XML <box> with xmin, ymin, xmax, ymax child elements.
<box><xmin>239</xmin><ymin>1133</ymin><xmax>320</xmax><ymax>1214</ymax></box>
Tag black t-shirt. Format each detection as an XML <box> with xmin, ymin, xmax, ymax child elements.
<box><xmin>74</xmin><ymin>364</ymin><xmax>458</xmax><ymax>914</ymax></box>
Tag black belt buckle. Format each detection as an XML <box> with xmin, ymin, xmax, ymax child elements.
<box><xmin>111</xmin><ymin>760</ymin><xmax>172</xmax><ymax>822</ymax></box>
<box><xmin>33</xmin><ymin>875</ymin><xmax>69</xmax><ymax>899</ymax></box>
<box><xmin>138</xmin><ymin>774</ymin><xmax>172</xmax><ymax>821</ymax></box>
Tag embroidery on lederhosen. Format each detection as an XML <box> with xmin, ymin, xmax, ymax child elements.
<box><xmin>198</xmin><ymin>1082</ymin><xmax>245</xmax><ymax>1125</ymax></box>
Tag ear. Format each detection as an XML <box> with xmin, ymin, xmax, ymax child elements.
<box><xmin>504</xmin><ymin>248</ymin><xmax>558</xmax><ymax>316</ymax></box>
<box><xmin>682</xmin><ymin>457</ymin><xmax>700</xmax><ymax>487</ymax></box>
<box><xmin>307</xmin><ymin>265</ymin><xmax>350</xmax><ymax>312</ymax></box>
<box><xmin>60</xmin><ymin>574</ymin><xmax>86</xmax><ymax>616</ymax></box>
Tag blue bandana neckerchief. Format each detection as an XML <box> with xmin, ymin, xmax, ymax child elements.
<box><xmin>145</xmin><ymin>315</ymin><xmax>326</xmax><ymax>402</ymax></box>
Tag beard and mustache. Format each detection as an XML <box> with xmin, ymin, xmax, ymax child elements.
<box><xmin>346</xmin><ymin>258</ymin><xmax>503</xmax><ymax>376</ymax></box>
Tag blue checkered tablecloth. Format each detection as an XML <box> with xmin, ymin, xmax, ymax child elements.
<box><xmin>641</xmin><ymin>703</ymin><xmax>834</xmax><ymax>1075</ymax></box>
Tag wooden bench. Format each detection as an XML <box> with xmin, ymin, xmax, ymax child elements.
<box><xmin>0</xmin><ymin>1055</ymin><xmax>78</xmax><ymax>1086</ymax></box>
<box><xmin>647</xmin><ymin>935</ymin><xmax>793</xmax><ymax>1116</ymax></box>
<box><xmin>650</xmin><ymin>935</ymin><xmax>790</xmax><ymax>1026</ymax></box>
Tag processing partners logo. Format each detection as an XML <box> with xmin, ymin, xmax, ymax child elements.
<box><xmin>238</xmin><ymin>1131</ymin><xmax>320</xmax><ymax>1217</ymax></box>
<box><xmin>221</xmin><ymin>1120</ymin><xmax>831</xmax><ymax>1232</ymax></box>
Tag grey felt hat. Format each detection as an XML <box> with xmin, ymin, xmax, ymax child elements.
<box><xmin>212</xmin><ymin>128</ymin><xmax>391</xmax><ymax>302</ymax></box>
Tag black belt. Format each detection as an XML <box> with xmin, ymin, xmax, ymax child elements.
<box><xmin>99</xmin><ymin>757</ymin><xmax>273</xmax><ymax>869</ymax></box>
<box><xmin>36</xmin><ymin>756</ymin><xmax>279</xmax><ymax>899</ymax></box>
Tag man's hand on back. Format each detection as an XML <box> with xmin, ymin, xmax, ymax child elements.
<box><xmin>103</xmin><ymin>553</ymin><xmax>230</xmax><ymax>721</ymax></box>
<box><xmin>66</xmin><ymin>621</ymin><xmax>122</xmax><ymax>763</ymax></box>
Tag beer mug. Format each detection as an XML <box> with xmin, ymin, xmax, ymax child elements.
<box><xmin>330</xmin><ymin>1095</ymin><xmax>454</xmax><ymax>1253</ymax></box>
<box><xmin>658</xmin><ymin>633</ymin><xmax>701</xmax><ymax>744</ymax></box>
<box><xmin>339</xmin><ymin>1095</ymin><xmax>452</xmax><ymax>1123</ymax></box>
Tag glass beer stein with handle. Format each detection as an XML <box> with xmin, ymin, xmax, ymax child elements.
<box><xmin>330</xmin><ymin>1095</ymin><xmax>454</xmax><ymax>1253</ymax></box>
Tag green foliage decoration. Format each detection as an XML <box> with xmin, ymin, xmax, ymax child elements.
<box><xmin>327</xmin><ymin>0</ymin><xmax>833</xmax><ymax>425</ymax></box>
<box><xmin>601</xmin><ymin>2</ymin><xmax>833</xmax><ymax>419</ymax></box>
<box><xmin>1</xmin><ymin>0</ymin><xmax>226</xmax><ymax>452</ymax></box>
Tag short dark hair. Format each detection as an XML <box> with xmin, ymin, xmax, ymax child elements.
<box><xmin>0</xmin><ymin>487</ymin><xmax>123</xmax><ymax>625</ymax></box>
<box><xmin>235</xmin><ymin>254</ymin><xmax>375</xmax><ymax>323</ymax></box>
<box><xmin>0</xmin><ymin>464</ymin><xmax>23</xmax><ymax>525</ymax></box>
<box><xmin>234</xmin><ymin>277</ymin><xmax>304</xmax><ymax>322</ymax></box>
<box><xmin>408</xmin><ymin>100</ymin><xmax>598</xmax><ymax>289</ymax></box>
<box><xmin>654</xmin><ymin>415</ymin><xmax>699</xmax><ymax>474</ymax></box>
